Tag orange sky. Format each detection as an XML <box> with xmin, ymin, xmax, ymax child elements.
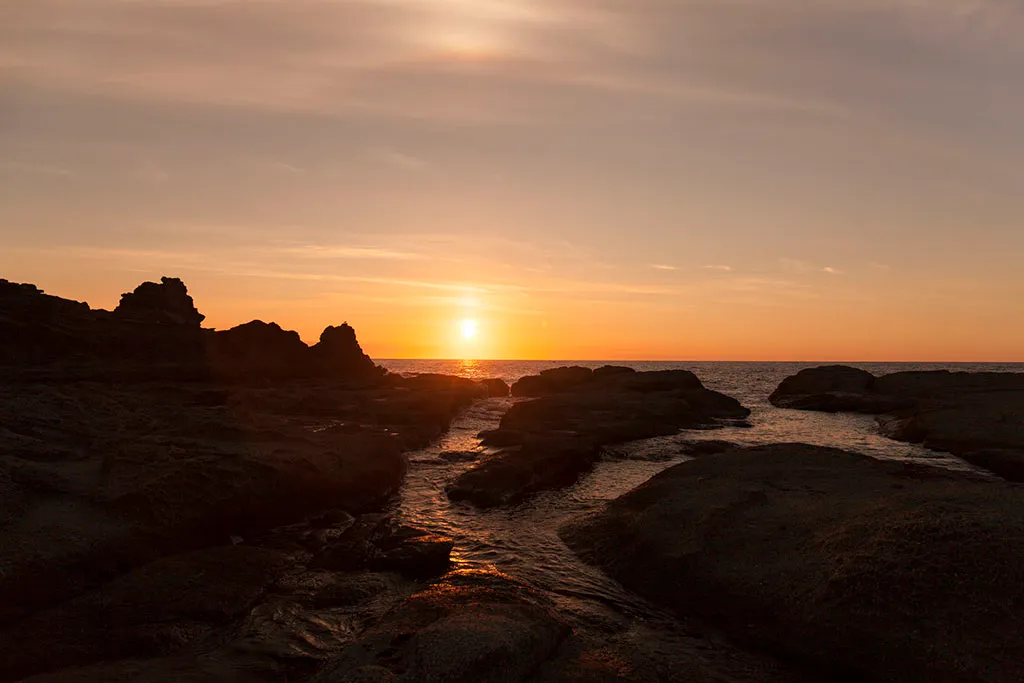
<box><xmin>2</xmin><ymin>1</ymin><xmax>1023</xmax><ymax>361</ymax></box>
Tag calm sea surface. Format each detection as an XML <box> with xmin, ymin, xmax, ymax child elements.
<box><xmin>375</xmin><ymin>359</ymin><xmax>1024</xmax><ymax>635</ymax></box>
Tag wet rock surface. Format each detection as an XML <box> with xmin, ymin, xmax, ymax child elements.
<box><xmin>448</xmin><ymin>367</ymin><xmax>749</xmax><ymax>507</ymax></box>
<box><xmin>312</xmin><ymin>569</ymin><xmax>570</xmax><ymax>683</ymax></box>
<box><xmin>0</xmin><ymin>511</ymin><xmax>452</xmax><ymax>682</ymax></box>
<box><xmin>563</xmin><ymin>443</ymin><xmax>1024</xmax><ymax>683</ymax></box>
<box><xmin>0</xmin><ymin>377</ymin><xmax>490</xmax><ymax>622</ymax></box>
<box><xmin>771</xmin><ymin>366</ymin><xmax>1024</xmax><ymax>480</ymax></box>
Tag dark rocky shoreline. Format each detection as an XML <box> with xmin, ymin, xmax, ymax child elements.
<box><xmin>448</xmin><ymin>366</ymin><xmax>750</xmax><ymax>507</ymax></box>
<box><xmin>770</xmin><ymin>364</ymin><xmax>1024</xmax><ymax>480</ymax></box>
<box><xmin>3</xmin><ymin>277</ymin><xmax>1023</xmax><ymax>682</ymax></box>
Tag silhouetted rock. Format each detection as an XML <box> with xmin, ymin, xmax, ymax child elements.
<box><xmin>211</xmin><ymin>319</ymin><xmax>309</xmax><ymax>378</ymax></box>
<box><xmin>0</xmin><ymin>279</ymin><xmax>97</xmax><ymax>366</ymax></box>
<box><xmin>770</xmin><ymin>364</ymin><xmax>874</xmax><ymax>402</ymax></box>
<box><xmin>480</xmin><ymin>378</ymin><xmax>510</xmax><ymax>397</ymax></box>
<box><xmin>0</xmin><ymin>277</ymin><xmax>391</xmax><ymax>384</ymax></box>
<box><xmin>451</xmin><ymin>369</ymin><xmax>748</xmax><ymax>507</ymax></box>
<box><xmin>511</xmin><ymin>366</ymin><xmax>594</xmax><ymax>396</ymax></box>
<box><xmin>113</xmin><ymin>277</ymin><xmax>205</xmax><ymax>326</ymax></box>
<box><xmin>771</xmin><ymin>366</ymin><xmax>1024</xmax><ymax>480</ymax></box>
<box><xmin>592</xmin><ymin>365</ymin><xmax>636</xmax><ymax>380</ymax></box>
<box><xmin>563</xmin><ymin>443</ymin><xmax>1024</xmax><ymax>683</ymax></box>
<box><xmin>313</xmin><ymin>323</ymin><xmax>383</xmax><ymax>380</ymax></box>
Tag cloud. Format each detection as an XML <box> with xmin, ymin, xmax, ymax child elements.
<box><xmin>279</xmin><ymin>244</ymin><xmax>426</xmax><ymax>260</ymax></box>
<box><xmin>822</xmin><ymin>266</ymin><xmax>843</xmax><ymax>275</ymax></box>
<box><xmin>650</xmin><ymin>264</ymin><xmax>678</xmax><ymax>271</ymax></box>
<box><xmin>368</xmin><ymin>148</ymin><xmax>429</xmax><ymax>171</ymax></box>
<box><xmin>702</xmin><ymin>264</ymin><xmax>733</xmax><ymax>271</ymax></box>
<box><xmin>0</xmin><ymin>161</ymin><xmax>74</xmax><ymax>177</ymax></box>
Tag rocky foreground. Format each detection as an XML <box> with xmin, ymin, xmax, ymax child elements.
<box><xmin>446</xmin><ymin>366</ymin><xmax>750</xmax><ymax>507</ymax></box>
<box><xmin>0</xmin><ymin>277</ymin><xmax>511</xmax><ymax>681</ymax></box>
<box><xmin>6</xmin><ymin>277</ymin><xmax>1023</xmax><ymax>683</ymax></box>
<box><xmin>770</xmin><ymin>365</ymin><xmax>1024</xmax><ymax>480</ymax></box>
<box><xmin>564</xmin><ymin>443</ymin><xmax>1024</xmax><ymax>683</ymax></box>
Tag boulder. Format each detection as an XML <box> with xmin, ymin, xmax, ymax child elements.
<box><xmin>480</xmin><ymin>378</ymin><xmax>510</xmax><ymax>397</ymax></box>
<box><xmin>312</xmin><ymin>569</ymin><xmax>570</xmax><ymax>683</ymax></box>
<box><xmin>563</xmin><ymin>443</ymin><xmax>1024</xmax><ymax>683</ymax></box>
<box><xmin>768</xmin><ymin>365</ymin><xmax>876</xmax><ymax>410</ymax></box>
<box><xmin>310</xmin><ymin>516</ymin><xmax>453</xmax><ymax>579</ymax></box>
<box><xmin>447</xmin><ymin>438</ymin><xmax>602</xmax><ymax>508</ymax></box>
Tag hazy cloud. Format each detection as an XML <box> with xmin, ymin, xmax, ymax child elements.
<box><xmin>279</xmin><ymin>244</ymin><xmax>427</xmax><ymax>261</ymax></box>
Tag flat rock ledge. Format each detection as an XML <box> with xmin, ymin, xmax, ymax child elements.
<box><xmin>769</xmin><ymin>365</ymin><xmax>1024</xmax><ymax>480</ymax></box>
<box><xmin>563</xmin><ymin>443</ymin><xmax>1024</xmax><ymax>683</ymax></box>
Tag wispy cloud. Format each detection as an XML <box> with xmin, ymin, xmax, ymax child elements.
<box><xmin>280</xmin><ymin>244</ymin><xmax>426</xmax><ymax>260</ymax></box>
<box><xmin>0</xmin><ymin>161</ymin><xmax>74</xmax><ymax>177</ymax></box>
<box><xmin>650</xmin><ymin>264</ymin><xmax>678</xmax><ymax>271</ymax></box>
<box><xmin>702</xmin><ymin>264</ymin><xmax>733</xmax><ymax>272</ymax></box>
<box><xmin>368</xmin><ymin>148</ymin><xmax>429</xmax><ymax>171</ymax></box>
<box><xmin>780</xmin><ymin>258</ymin><xmax>844</xmax><ymax>275</ymax></box>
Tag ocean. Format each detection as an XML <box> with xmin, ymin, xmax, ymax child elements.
<box><xmin>379</xmin><ymin>359</ymin><xmax>1024</xmax><ymax>469</ymax></box>
<box><xmin>378</xmin><ymin>358</ymin><xmax>1022</xmax><ymax>630</ymax></box>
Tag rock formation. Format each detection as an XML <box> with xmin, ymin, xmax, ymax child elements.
<box><xmin>1</xmin><ymin>277</ymin><xmax>385</xmax><ymax>383</ymax></box>
<box><xmin>112</xmin><ymin>276</ymin><xmax>205</xmax><ymax>326</ymax></box>
<box><xmin>563</xmin><ymin>443</ymin><xmax>1024</xmax><ymax>683</ymax></box>
<box><xmin>448</xmin><ymin>366</ymin><xmax>749</xmax><ymax>507</ymax></box>
<box><xmin>770</xmin><ymin>365</ymin><xmax>1024</xmax><ymax>480</ymax></box>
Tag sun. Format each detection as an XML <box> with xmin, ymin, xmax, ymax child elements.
<box><xmin>460</xmin><ymin>319</ymin><xmax>479</xmax><ymax>340</ymax></box>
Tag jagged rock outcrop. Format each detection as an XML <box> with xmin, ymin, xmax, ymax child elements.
<box><xmin>312</xmin><ymin>323</ymin><xmax>383</xmax><ymax>380</ymax></box>
<box><xmin>770</xmin><ymin>366</ymin><xmax>1024</xmax><ymax>480</ymax></box>
<box><xmin>0</xmin><ymin>277</ymin><xmax>386</xmax><ymax>383</ymax></box>
<box><xmin>563</xmin><ymin>443</ymin><xmax>1024</xmax><ymax>683</ymax></box>
<box><xmin>113</xmin><ymin>276</ymin><xmax>205</xmax><ymax>326</ymax></box>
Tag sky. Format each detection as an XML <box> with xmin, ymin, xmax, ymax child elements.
<box><xmin>2</xmin><ymin>0</ymin><xmax>1023</xmax><ymax>361</ymax></box>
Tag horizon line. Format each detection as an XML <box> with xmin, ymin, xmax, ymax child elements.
<box><xmin>374</xmin><ymin>358</ymin><xmax>1024</xmax><ymax>365</ymax></box>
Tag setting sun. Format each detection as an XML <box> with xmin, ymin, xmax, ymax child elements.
<box><xmin>460</xmin><ymin>319</ymin><xmax>479</xmax><ymax>340</ymax></box>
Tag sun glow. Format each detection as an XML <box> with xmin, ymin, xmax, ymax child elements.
<box><xmin>460</xmin><ymin>319</ymin><xmax>479</xmax><ymax>339</ymax></box>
